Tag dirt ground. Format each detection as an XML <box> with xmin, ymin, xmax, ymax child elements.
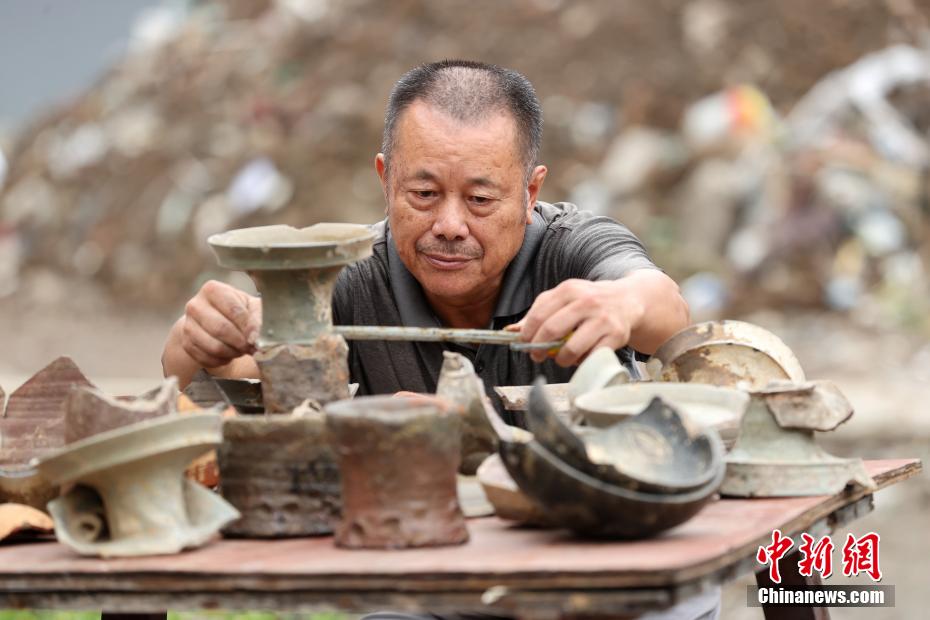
<box><xmin>0</xmin><ymin>276</ymin><xmax>927</xmax><ymax>618</ymax></box>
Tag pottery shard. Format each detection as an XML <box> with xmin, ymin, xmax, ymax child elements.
<box><xmin>254</xmin><ymin>335</ymin><xmax>349</xmax><ymax>413</ymax></box>
<box><xmin>182</xmin><ymin>370</ymin><xmax>231</xmax><ymax>409</ymax></box>
<box><xmin>0</xmin><ymin>357</ymin><xmax>93</xmax><ymax>466</ymax></box>
<box><xmin>327</xmin><ymin>396</ymin><xmax>469</xmax><ymax>549</ymax></box>
<box><xmin>63</xmin><ymin>377</ymin><xmax>178</xmax><ymax>444</ymax></box>
<box><xmin>436</xmin><ymin>352</ymin><xmax>498</xmax><ymax>476</ymax></box>
<box><xmin>764</xmin><ymin>381</ymin><xmax>854</xmax><ymax>432</ymax></box>
<box><xmin>218</xmin><ymin>411</ymin><xmax>341</xmax><ymax>538</ymax></box>
<box><xmin>0</xmin><ymin>418</ymin><xmax>66</xmax><ymax>451</ymax></box>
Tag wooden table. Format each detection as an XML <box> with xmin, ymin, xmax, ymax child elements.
<box><xmin>0</xmin><ymin>459</ymin><xmax>920</xmax><ymax>619</ymax></box>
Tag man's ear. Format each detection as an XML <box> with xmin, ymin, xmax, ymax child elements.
<box><xmin>375</xmin><ymin>153</ymin><xmax>390</xmax><ymax>212</ymax></box>
<box><xmin>525</xmin><ymin>165</ymin><xmax>548</xmax><ymax>224</ymax></box>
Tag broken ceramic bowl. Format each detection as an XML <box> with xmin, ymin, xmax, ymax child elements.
<box><xmin>649</xmin><ymin>320</ymin><xmax>806</xmax><ymax>389</ymax></box>
<box><xmin>526</xmin><ymin>380</ymin><xmax>725</xmax><ymax>494</ymax></box>
<box><xmin>722</xmin><ymin>381</ymin><xmax>876</xmax><ymax>497</ymax></box>
<box><xmin>37</xmin><ymin>412</ymin><xmax>240</xmax><ymax>557</ymax></box>
<box><xmin>574</xmin><ymin>382</ymin><xmax>749</xmax><ymax>449</ymax></box>
<box><xmin>499</xmin><ymin>432</ymin><xmax>724</xmax><ymax>539</ymax></box>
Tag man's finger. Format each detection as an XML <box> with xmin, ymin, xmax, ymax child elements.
<box><xmin>553</xmin><ymin>319</ymin><xmax>605</xmax><ymax>367</ymax></box>
<box><xmin>393</xmin><ymin>391</ymin><xmax>442</xmax><ymax>406</ymax></box>
<box><xmin>187</xmin><ymin>302</ymin><xmax>251</xmax><ymax>352</ymax></box>
<box><xmin>185</xmin><ymin>317</ymin><xmax>242</xmax><ymax>361</ymax></box>
<box><xmin>530</xmin><ymin>298</ymin><xmax>589</xmax><ymax>344</ymax></box>
<box><xmin>528</xmin><ymin>300</ymin><xmax>587</xmax><ymax>363</ymax></box>
<box><xmin>521</xmin><ymin>280</ymin><xmax>586</xmax><ymax>341</ymax></box>
<box><xmin>244</xmin><ymin>295</ymin><xmax>262</xmax><ymax>345</ymax></box>
<box><xmin>182</xmin><ymin>337</ymin><xmax>229</xmax><ymax>369</ymax></box>
<box><xmin>203</xmin><ymin>281</ymin><xmax>258</xmax><ymax>342</ymax></box>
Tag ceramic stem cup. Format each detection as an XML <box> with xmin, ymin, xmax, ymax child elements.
<box><xmin>324</xmin><ymin>395</ymin><xmax>469</xmax><ymax>549</ymax></box>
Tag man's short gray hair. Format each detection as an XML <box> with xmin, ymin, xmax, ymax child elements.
<box><xmin>381</xmin><ymin>60</ymin><xmax>543</xmax><ymax>181</ymax></box>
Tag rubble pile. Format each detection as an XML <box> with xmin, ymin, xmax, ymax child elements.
<box><xmin>0</xmin><ymin>0</ymin><xmax>927</xmax><ymax>330</ymax></box>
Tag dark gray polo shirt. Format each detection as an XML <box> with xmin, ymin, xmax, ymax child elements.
<box><xmin>332</xmin><ymin>201</ymin><xmax>658</xmax><ymax>423</ymax></box>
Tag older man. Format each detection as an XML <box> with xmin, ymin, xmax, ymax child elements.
<box><xmin>162</xmin><ymin>61</ymin><xmax>717</xmax><ymax>620</ymax></box>
<box><xmin>162</xmin><ymin>60</ymin><xmax>690</xmax><ymax>417</ymax></box>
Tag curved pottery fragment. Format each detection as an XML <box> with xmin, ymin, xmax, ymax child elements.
<box><xmin>651</xmin><ymin>320</ymin><xmax>805</xmax><ymax>389</ymax></box>
<box><xmin>575</xmin><ymin>382</ymin><xmax>749</xmax><ymax>449</ymax></box>
<box><xmin>325</xmin><ymin>395</ymin><xmax>468</xmax><ymax>549</ymax></box>
<box><xmin>527</xmin><ymin>380</ymin><xmax>725</xmax><ymax>494</ymax></box>
<box><xmin>721</xmin><ymin>382</ymin><xmax>875</xmax><ymax>497</ymax></box>
<box><xmin>38</xmin><ymin>413</ymin><xmax>239</xmax><ymax>557</ymax></box>
<box><xmin>209</xmin><ymin>223</ymin><xmax>375</xmax><ymax>412</ymax></box>
<box><xmin>219</xmin><ymin>404</ymin><xmax>341</xmax><ymax>538</ymax></box>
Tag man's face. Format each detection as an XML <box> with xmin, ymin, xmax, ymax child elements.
<box><xmin>377</xmin><ymin>100</ymin><xmax>547</xmax><ymax>307</ymax></box>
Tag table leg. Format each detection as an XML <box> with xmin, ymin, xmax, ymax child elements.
<box><xmin>755</xmin><ymin>550</ymin><xmax>829</xmax><ymax>620</ymax></box>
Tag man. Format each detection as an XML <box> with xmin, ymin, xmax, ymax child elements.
<box><xmin>162</xmin><ymin>60</ymin><xmax>689</xmax><ymax>417</ymax></box>
<box><xmin>162</xmin><ymin>61</ymin><xmax>717</xmax><ymax>620</ymax></box>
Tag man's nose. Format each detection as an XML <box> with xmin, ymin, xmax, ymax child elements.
<box><xmin>430</xmin><ymin>198</ymin><xmax>470</xmax><ymax>240</ymax></box>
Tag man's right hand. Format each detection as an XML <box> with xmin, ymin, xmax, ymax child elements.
<box><xmin>162</xmin><ymin>280</ymin><xmax>262</xmax><ymax>388</ymax></box>
<box><xmin>179</xmin><ymin>280</ymin><xmax>262</xmax><ymax>368</ymax></box>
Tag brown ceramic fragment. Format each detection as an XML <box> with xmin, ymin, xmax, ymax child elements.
<box><xmin>3</xmin><ymin>357</ymin><xmax>93</xmax><ymax>420</ymax></box>
<box><xmin>0</xmin><ymin>357</ymin><xmax>93</xmax><ymax>466</ymax></box>
<box><xmin>218</xmin><ymin>403</ymin><xmax>341</xmax><ymax>538</ymax></box>
<box><xmin>0</xmin><ymin>418</ymin><xmax>65</xmax><ymax>451</ymax></box>
<box><xmin>63</xmin><ymin>377</ymin><xmax>178</xmax><ymax>444</ymax></box>
<box><xmin>325</xmin><ymin>395</ymin><xmax>468</xmax><ymax>549</ymax></box>
<box><xmin>254</xmin><ymin>336</ymin><xmax>349</xmax><ymax>413</ymax></box>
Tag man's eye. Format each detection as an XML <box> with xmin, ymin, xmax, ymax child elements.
<box><xmin>411</xmin><ymin>190</ymin><xmax>437</xmax><ymax>200</ymax></box>
<box><xmin>470</xmin><ymin>195</ymin><xmax>493</xmax><ymax>206</ymax></box>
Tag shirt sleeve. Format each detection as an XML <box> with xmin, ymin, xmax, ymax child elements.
<box><xmin>551</xmin><ymin>205</ymin><xmax>659</xmax><ymax>281</ymax></box>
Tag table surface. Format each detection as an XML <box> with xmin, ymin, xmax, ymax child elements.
<box><xmin>0</xmin><ymin>458</ymin><xmax>921</xmax><ymax>617</ymax></box>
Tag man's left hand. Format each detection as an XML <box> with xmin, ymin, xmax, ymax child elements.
<box><xmin>510</xmin><ymin>270</ymin><xmax>690</xmax><ymax>367</ymax></box>
<box><xmin>513</xmin><ymin>278</ymin><xmax>643</xmax><ymax>367</ymax></box>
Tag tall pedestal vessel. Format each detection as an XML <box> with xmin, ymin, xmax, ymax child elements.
<box><xmin>208</xmin><ymin>223</ymin><xmax>374</xmax><ymax>412</ymax></box>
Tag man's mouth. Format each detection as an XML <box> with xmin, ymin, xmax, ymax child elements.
<box><xmin>421</xmin><ymin>253</ymin><xmax>474</xmax><ymax>270</ymax></box>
